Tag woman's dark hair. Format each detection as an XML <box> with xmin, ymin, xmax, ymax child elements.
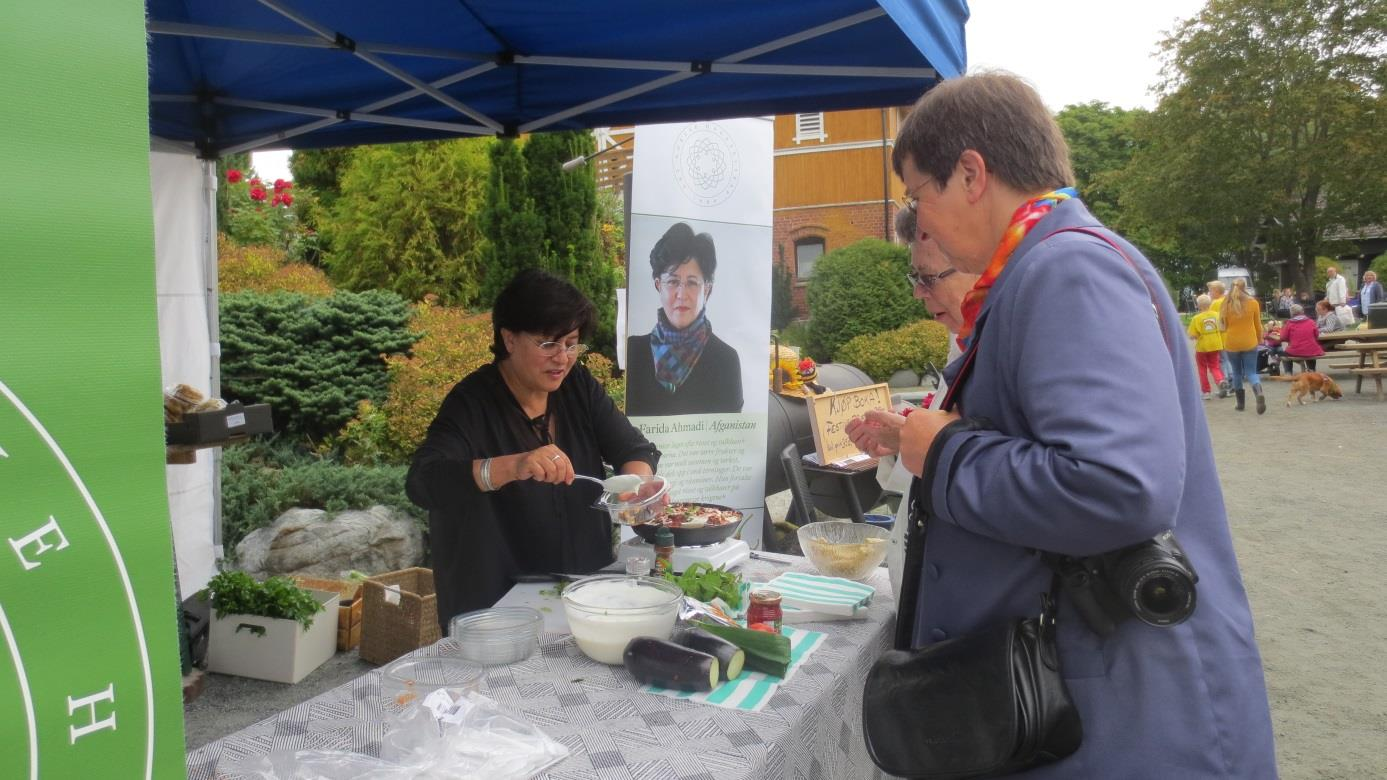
<box><xmin>649</xmin><ymin>222</ymin><xmax>717</xmax><ymax>281</ymax></box>
<box><xmin>490</xmin><ymin>269</ymin><xmax>596</xmax><ymax>360</ymax></box>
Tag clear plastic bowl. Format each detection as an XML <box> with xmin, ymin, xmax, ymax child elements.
<box><xmin>561</xmin><ymin>575</ymin><xmax>683</xmax><ymax>664</ymax></box>
<box><xmin>798</xmin><ymin>521</ymin><xmax>891</xmax><ymax>581</ymax></box>
<box><xmin>600</xmin><ymin>474</ymin><xmax>670</xmax><ymax>526</ymax></box>
<box><xmin>449</xmin><ymin>606</ymin><xmax>543</xmax><ymax>665</ymax></box>
<box><xmin>381</xmin><ymin>656</ymin><xmax>484</xmax><ymax>708</ymax></box>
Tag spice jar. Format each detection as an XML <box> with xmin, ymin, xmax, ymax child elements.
<box><xmin>653</xmin><ymin>525</ymin><xmax>675</xmax><ymax>577</ymax></box>
<box><xmin>747</xmin><ymin>589</ymin><xmax>783</xmax><ymax>633</ymax></box>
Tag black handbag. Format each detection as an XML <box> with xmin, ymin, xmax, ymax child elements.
<box><xmin>862</xmin><ymin>328</ymin><xmax>1083</xmax><ymax>778</ymax></box>
<box><xmin>862</xmin><ymin>582</ymin><xmax>1082</xmax><ymax>778</ymax></box>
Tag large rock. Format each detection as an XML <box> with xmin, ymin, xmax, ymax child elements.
<box><xmin>236</xmin><ymin>505</ymin><xmax>424</xmax><ymax>578</ymax></box>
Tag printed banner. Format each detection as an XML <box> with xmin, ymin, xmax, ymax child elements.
<box><xmin>628</xmin><ymin>119</ymin><xmax>773</xmax><ymax>548</ymax></box>
<box><xmin>1</xmin><ymin>2</ymin><xmax>187</xmax><ymax>777</ymax></box>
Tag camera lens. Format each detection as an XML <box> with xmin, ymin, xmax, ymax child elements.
<box><xmin>1126</xmin><ymin>566</ymin><xmax>1196</xmax><ymax>626</ymax></box>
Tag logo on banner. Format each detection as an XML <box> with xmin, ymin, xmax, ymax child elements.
<box><xmin>672</xmin><ymin>123</ymin><xmax>741</xmax><ymax>207</ymax></box>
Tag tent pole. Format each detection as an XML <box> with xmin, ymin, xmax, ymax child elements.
<box><xmin>203</xmin><ymin>160</ymin><xmax>224</xmax><ymax>554</ymax></box>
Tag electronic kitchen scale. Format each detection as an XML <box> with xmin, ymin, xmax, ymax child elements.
<box><xmin>618</xmin><ymin>536</ymin><xmax>751</xmax><ymax>573</ymax></box>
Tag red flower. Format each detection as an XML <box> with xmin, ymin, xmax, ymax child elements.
<box><xmin>798</xmin><ymin>358</ymin><xmax>816</xmax><ymax>371</ymax></box>
<box><xmin>273</xmin><ymin>178</ymin><xmax>288</xmax><ymax>192</ymax></box>
<box><xmin>248</xmin><ymin>177</ymin><xmax>261</xmax><ymax>187</ymax></box>
<box><xmin>226</xmin><ymin>169</ymin><xmax>243</xmax><ymax>184</ymax></box>
<box><xmin>271</xmin><ymin>193</ymin><xmax>284</xmax><ymax>206</ymax></box>
<box><xmin>280</xmin><ymin>192</ymin><xmax>294</xmax><ymax>206</ymax></box>
<box><xmin>249</xmin><ymin>186</ymin><xmax>268</xmax><ymax>202</ymax></box>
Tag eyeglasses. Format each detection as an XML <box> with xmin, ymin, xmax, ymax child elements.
<box><xmin>531</xmin><ymin>338</ymin><xmax>587</xmax><ymax>358</ymax></box>
<box><xmin>898</xmin><ymin>179</ymin><xmax>930</xmax><ymax>213</ymax></box>
<box><xmin>906</xmin><ymin>267</ymin><xmax>957</xmax><ymax>291</ymax></box>
<box><xmin>657</xmin><ymin>276</ymin><xmax>706</xmax><ymax>294</ymax></box>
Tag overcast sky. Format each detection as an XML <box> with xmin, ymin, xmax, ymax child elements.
<box><xmin>252</xmin><ymin>0</ymin><xmax>1210</xmax><ymax>181</ymax></box>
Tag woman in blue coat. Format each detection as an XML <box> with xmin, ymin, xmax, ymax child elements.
<box><xmin>890</xmin><ymin>73</ymin><xmax>1277</xmax><ymax>778</ymax></box>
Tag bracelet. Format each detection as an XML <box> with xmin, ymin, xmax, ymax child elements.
<box><xmin>480</xmin><ymin>457</ymin><xmax>495</xmax><ymax>492</ymax></box>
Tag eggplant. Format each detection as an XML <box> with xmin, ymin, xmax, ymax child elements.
<box><xmin>671</xmin><ymin>625</ymin><xmax>746</xmax><ymax>680</ymax></box>
<box><xmin>623</xmin><ymin>637</ymin><xmax>719</xmax><ymax>692</ymax></box>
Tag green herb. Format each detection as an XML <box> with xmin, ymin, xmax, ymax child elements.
<box><xmin>665</xmin><ymin>562</ymin><xmax>742</xmax><ymax>608</ymax></box>
<box><xmin>197</xmin><ymin>571</ymin><xmax>325</xmax><ymax>630</ymax></box>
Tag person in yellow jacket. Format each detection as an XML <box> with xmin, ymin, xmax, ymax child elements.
<box><xmin>1219</xmin><ymin>278</ymin><xmax>1265</xmax><ymax>413</ymax></box>
<box><xmin>1187</xmin><ymin>294</ymin><xmax>1228</xmax><ymax>400</ymax></box>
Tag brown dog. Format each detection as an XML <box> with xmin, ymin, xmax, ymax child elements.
<box><xmin>1268</xmin><ymin>371</ymin><xmax>1343</xmax><ymax>405</ymax></box>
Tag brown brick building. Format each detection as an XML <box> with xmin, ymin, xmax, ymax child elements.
<box><xmin>593</xmin><ymin>108</ymin><xmax>911</xmax><ymax>319</ymax></box>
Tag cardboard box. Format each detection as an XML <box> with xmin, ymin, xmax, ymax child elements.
<box><xmin>166</xmin><ymin>401</ymin><xmax>273</xmax><ymax>445</ymax></box>
<box><xmin>206</xmin><ymin>589</ymin><xmax>339</xmax><ymax>683</ymax></box>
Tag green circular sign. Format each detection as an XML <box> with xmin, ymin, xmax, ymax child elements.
<box><xmin>0</xmin><ymin>380</ymin><xmax>156</xmax><ymax>779</ymax></box>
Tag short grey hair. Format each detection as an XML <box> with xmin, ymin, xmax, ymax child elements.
<box><xmin>894</xmin><ymin>207</ymin><xmax>917</xmax><ymax>244</ymax></box>
<box><xmin>1290</xmin><ymin>304</ymin><xmax>1304</xmax><ymax>316</ymax></box>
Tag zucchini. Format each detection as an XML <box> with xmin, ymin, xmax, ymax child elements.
<box><xmin>623</xmin><ymin>637</ymin><xmax>719</xmax><ymax>692</ymax></box>
<box><xmin>694</xmin><ymin>621</ymin><xmax>791</xmax><ymax>678</ymax></box>
<box><xmin>671</xmin><ymin>625</ymin><xmax>746</xmax><ymax>680</ymax></box>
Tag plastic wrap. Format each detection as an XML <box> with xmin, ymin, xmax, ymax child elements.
<box><xmin>224</xmin><ymin>689</ymin><xmax>568</xmax><ymax>779</ymax></box>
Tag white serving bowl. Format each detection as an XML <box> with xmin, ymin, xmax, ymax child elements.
<box><xmin>560</xmin><ymin>575</ymin><xmax>683</xmax><ymax>664</ymax></box>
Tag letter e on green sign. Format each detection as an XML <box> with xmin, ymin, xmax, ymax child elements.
<box><xmin>805</xmin><ymin>383</ymin><xmax>891</xmax><ymax>466</ymax></box>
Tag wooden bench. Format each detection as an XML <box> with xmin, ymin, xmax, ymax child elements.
<box><xmin>1279</xmin><ymin>356</ymin><xmax>1320</xmax><ymax>374</ymax></box>
<box><xmin>1349</xmin><ymin>367</ymin><xmax>1387</xmax><ymax>401</ymax></box>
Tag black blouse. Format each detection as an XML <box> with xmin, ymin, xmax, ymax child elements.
<box><xmin>406</xmin><ymin>362</ymin><xmax>659</xmax><ymax>631</ymax></box>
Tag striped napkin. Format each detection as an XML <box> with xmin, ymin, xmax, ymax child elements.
<box><xmin>640</xmin><ymin>626</ymin><xmax>825</xmax><ymax>712</ymax></box>
<box><xmin>763</xmin><ymin>571</ymin><xmax>875</xmax><ymax>617</ymax></box>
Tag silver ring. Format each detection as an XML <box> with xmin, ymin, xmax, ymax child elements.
<box><xmin>549</xmin><ymin>454</ymin><xmax>561</xmax><ymax>462</ymax></box>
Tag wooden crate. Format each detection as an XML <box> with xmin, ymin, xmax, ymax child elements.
<box><xmin>293</xmin><ymin>576</ymin><xmax>364</xmax><ymax>651</ymax></box>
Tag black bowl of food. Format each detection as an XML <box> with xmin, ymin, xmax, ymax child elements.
<box><xmin>631</xmin><ymin>502</ymin><xmax>745</xmax><ymax>547</ymax></box>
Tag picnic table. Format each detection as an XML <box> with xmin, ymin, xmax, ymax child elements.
<box><xmin>185</xmin><ymin>556</ymin><xmax>897</xmax><ymax>780</ymax></box>
<box><xmin>1332</xmin><ymin>341</ymin><xmax>1387</xmax><ymax>400</ymax></box>
<box><xmin>1318</xmin><ymin>327</ymin><xmax>1387</xmax><ymax>345</ymax></box>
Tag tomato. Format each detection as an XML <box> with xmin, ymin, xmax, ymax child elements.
<box><xmin>747</xmin><ymin>622</ymin><xmax>776</xmax><ymax>633</ymax></box>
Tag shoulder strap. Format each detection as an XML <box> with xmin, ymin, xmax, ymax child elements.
<box><xmin>942</xmin><ymin>226</ymin><xmax>1173</xmax><ymax>411</ymax></box>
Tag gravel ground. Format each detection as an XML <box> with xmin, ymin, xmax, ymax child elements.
<box><xmin>184</xmin><ymin>372</ymin><xmax>1387</xmax><ymax>778</ymax></box>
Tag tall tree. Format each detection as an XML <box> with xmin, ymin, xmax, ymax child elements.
<box><xmin>524</xmin><ymin>131</ymin><xmax>620</xmax><ymax>351</ymax></box>
<box><xmin>479</xmin><ymin>132</ymin><xmax>620</xmax><ymax>351</ymax></box>
<box><xmin>478</xmin><ymin>138</ymin><xmax>546</xmax><ymax>306</ymax></box>
<box><xmin>322</xmin><ymin>138</ymin><xmax>491</xmax><ymax>306</ymax></box>
<box><xmin>1121</xmin><ymin>0</ymin><xmax>1387</xmax><ymax>292</ymax></box>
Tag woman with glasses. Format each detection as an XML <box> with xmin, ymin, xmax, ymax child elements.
<box><xmin>406</xmin><ymin>269</ymin><xmax>661</xmax><ymax>631</ymax></box>
<box><xmin>626</xmin><ymin>221</ymin><xmax>744</xmax><ymax>415</ymax></box>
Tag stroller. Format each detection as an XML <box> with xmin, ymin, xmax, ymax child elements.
<box><xmin>1257</xmin><ymin>344</ymin><xmax>1282</xmax><ymax>376</ymax></box>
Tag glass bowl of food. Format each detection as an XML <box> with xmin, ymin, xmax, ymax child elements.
<box><xmin>797</xmin><ymin>521</ymin><xmax>891</xmax><ymax>581</ymax></box>
<box><xmin>449</xmin><ymin>606</ymin><xmax>543</xmax><ymax>665</ymax></box>
<box><xmin>561</xmin><ymin>574</ymin><xmax>683</xmax><ymax>664</ymax></box>
<box><xmin>599</xmin><ymin>474</ymin><xmax>671</xmax><ymax>526</ymax></box>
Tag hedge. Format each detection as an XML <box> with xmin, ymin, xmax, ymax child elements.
<box><xmin>833</xmin><ymin>319</ymin><xmax>951</xmax><ymax>382</ymax></box>
<box><xmin>804</xmin><ymin>239</ymin><xmax>917</xmax><ymax>360</ymax></box>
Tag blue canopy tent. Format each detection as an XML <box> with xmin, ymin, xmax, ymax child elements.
<box><xmin>143</xmin><ymin>0</ymin><xmax>967</xmax><ymax>582</ymax></box>
<box><xmin>147</xmin><ymin>0</ymin><xmax>968</xmax><ymax>155</ymax></box>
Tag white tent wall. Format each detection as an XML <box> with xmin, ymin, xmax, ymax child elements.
<box><xmin>150</xmin><ymin>145</ymin><xmax>218</xmax><ymax>598</ymax></box>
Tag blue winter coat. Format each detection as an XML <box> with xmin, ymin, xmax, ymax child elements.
<box><xmin>915</xmin><ymin>199</ymin><xmax>1277</xmax><ymax>777</ymax></box>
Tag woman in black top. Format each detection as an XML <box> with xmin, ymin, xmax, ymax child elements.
<box><xmin>626</xmin><ymin>222</ymin><xmax>744</xmax><ymax>415</ymax></box>
<box><xmin>406</xmin><ymin>270</ymin><xmax>660</xmax><ymax>631</ymax></box>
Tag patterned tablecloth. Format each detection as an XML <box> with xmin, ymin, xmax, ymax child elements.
<box><xmin>186</xmin><ymin>558</ymin><xmax>896</xmax><ymax>780</ymax></box>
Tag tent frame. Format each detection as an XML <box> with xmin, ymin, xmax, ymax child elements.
<box><xmin>148</xmin><ymin>4</ymin><xmax>935</xmax><ymax>156</ymax></box>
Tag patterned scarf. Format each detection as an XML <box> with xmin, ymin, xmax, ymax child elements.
<box><xmin>650</xmin><ymin>308</ymin><xmax>711</xmax><ymax>393</ymax></box>
<box><xmin>955</xmin><ymin>187</ymin><xmax>1078</xmax><ymax>348</ymax></box>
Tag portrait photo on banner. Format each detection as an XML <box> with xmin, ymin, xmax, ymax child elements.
<box><xmin>625</xmin><ymin>214</ymin><xmax>770</xmax><ymax>418</ymax></box>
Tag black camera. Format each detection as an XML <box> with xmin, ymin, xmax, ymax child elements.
<box><xmin>1048</xmin><ymin>531</ymin><xmax>1199</xmax><ymax>636</ymax></box>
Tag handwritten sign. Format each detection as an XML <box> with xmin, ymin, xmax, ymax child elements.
<box><xmin>804</xmin><ymin>383</ymin><xmax>892</xmax><ymax>466</ymax></box>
